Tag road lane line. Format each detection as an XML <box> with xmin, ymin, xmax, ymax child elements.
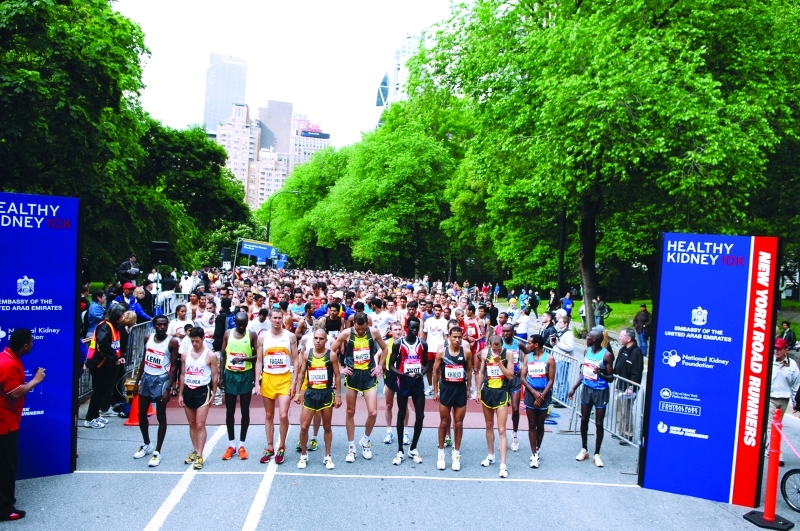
<box><xmin>142</xmin><ymin>425</ymin><xmax>226</xmax><ymax>531</ymax></box>
<box><xmin>241</xmin><ymin>425</ymin><xmax>292</xmax><ymax>531</ymax></box>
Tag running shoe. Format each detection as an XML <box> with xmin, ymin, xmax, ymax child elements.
<box><xmin>424</xmin><ymin>388</ymin><xmax>434</xmax><ymax>397</ymax></box>
<box><xmin>498</xmin><ymin>464</ymin><xmax>508</xmax><ymax>478</ymax></box>
<box><xmin>444</xmin><ymin>435</ymin><xmax>452</xmax><ymax>448</ymax></box>
<box><xmin>309</xmin><ymin>439</ymin><xmax>318</xmax><ymax>452</ymax></box>
<box><xmin>296</xmin><ymin>440</ymin><xmax>302</xmax><ymax>452</ymax></box>
<box><xmin>481</xmin><ymin>454</ymin><xmax>496</xmax><ymax>467</ymax></box>
<box><xmin>360</xmin><ymin>437</ymin><xmax>372</xmax><ymax>460</ymax></box>
<box><xmin>470</xmin><ymin>390</ymin><xmax>477</xmax><ymax>401</ymax></box>
<box><xmin>213</xmin><ymin>396</ymin><xmax>223</xmax><ymax>406</ymax></box>
<box><xmin>238</xmin><ymin>446</ymin><xmax>249</xmax><ymax>460</ymax></box>
<box><xmin>325</xmin><ymin>455</ymin><xmax>335</xmax><ymax>470</ymax></box>
<box><xmin>346</xmin><ymin>448</ymin><xmax>356</xmax><ymax>463</ymax></box>
<box><xmin>134</xmin><ymin>443</ymin><xmax>154</xmax><ymax>459</ymax></box>
<box><xmin>452</xmin><ymin>454</ymin><xmax>461</xmax><ymax>471</ymax></box>
<box><xmin>392</xmin><ymin>451</ymin><xmax>405</xmax><ymax>465</ymax></box>
<box><xmin>274</xmin><ymin>447</ymin><xmax>285</xmax><ymax>465</ymax></box>
<box><xmin>593</xmin><ymin>454</ymin><xmax>604</xmax><ymax>468</ymax></box>
<box><xmin>260</xmin><ymin>448</ymin><xmax>274</xmax><ymax>464</ymax></box>
<box><xmin>511</xmin><ymin>435</ymin><xmax>519</xmax><ymax>452</ymax></box>
<box><xmin>193</xmin><ymin>457</ymin><xmax>204</xmax><ymax>470</ymax></box>
<box><xmin>100</xmin><ymin>408</ymin><xmax>116</xmax><ymax>417</ymax></box>
<box><xmin>148</xmin><ymin>451</ymin><xmax>161</xmax><ymax>467</ymax></box>
<box><xmin>297</xmin><ymin>455</ymin><xmax>308</xmax><ymax>469</ymax></box>
<box><xmin>185</xmin><ymin>451</ymin><xmax>198</xmax><ymax>464</ymax></box>
<box><xmin>0</xmin><ymin>509</ymin><xmax>25</xmax><ymax>521</ymax></box>
<box><xmin>84</xmin><ymin>418</ymin><xmax>105</xmax><ymax>429</ymax></box>
<box><xmin>222</xmin><ymin>446</ymin><xmax>236</xmax><ymax>460</ymax></box>
<box><xmin>403</xmin><ymin>431</ymin><xmax>410</xmax><ymax>446</ymax></box>
<box><xmin>575</xmin><ymin>448</ymin><xmax>589</xmax><ymax>461</ymax></box>
<box><xmin>96</xmin><ymin>416</ymin><xmax>109</xmax><ymax>425</ymax></box>
<box><xmin>530</xmin><ymin>453</ymin><xmax>539</xmax><ymax>469</ymax></box>
<box><xmin>437</xmin><ymin>454</ymin><xmax>446</xmax><ymax>470</ymax></box>
<box><xmin>383</xmin><ymin>431</ymin><xmax>394</xmax><ymax>444</ymax></box>
<box><xmin>408</xmin><ymin>449</ymin><xmax>423</xmax><ymax>464</ymax></box>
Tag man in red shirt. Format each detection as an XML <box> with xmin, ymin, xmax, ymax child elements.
<box><xmin>0</xmin><ymin>329</ymin><xmax>45</xmax><ymax>521</ymax></box>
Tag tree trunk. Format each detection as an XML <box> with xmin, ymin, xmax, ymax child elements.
<box><xmin>579</xmin><ymin>196</ymin><xmax>602</xmax><ymax>329</ymax></box>
<box><xmin>449</xmin><ymin>256</ymin><xmax>457</xmax><ymax>282</ymax></box>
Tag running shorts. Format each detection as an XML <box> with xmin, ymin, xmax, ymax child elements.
<box><xmin>260</xmin><ymin>372</ymin><xmax>292</xmax><ymax>399</ymax></box>
<box><xmin>303</xmin><ymin>388</ymin><xmax>335</xmax><ymax>411</ymax></box>
<box><xmin>523</xmin><ymin>386</ymin><xmax>551</xmax><ymax>411</ymax></box>
<box><xmin>224</xmin><ymin>369</ymin><xmax>255</xmax><ymax>396</ymax></box>
<box><xmin>384</xmin><ymin>373</ymin><xmax>398</xmax><ymax>393</ymax></box>
<box><xmin>182</xmin><ymin>384</ymin><xmax>212</xmax><ymax>409</ymax></box>
<box><xmin>439</xmin><ymin>382</ymin><xmax>467</xmax><ymax>409</ymax></box>
<box><xmin>480</xmin><ymin>387</ymin><xmax>510</xmax><ymax>409</ymax></box>
<box><xmin>396</xmin><ymin>374</ymin><xmax>425</xmax><ymax>398</ymax></box>
<box><xmin>581</xmin><ymin>386</ymin><xmax>610</xmax><ymax>409</ymax></box>
<box><xmin>140</xmin><ymin>372</ymin><xmax>170</xmax><ymax>401</ymax></box>
<box><xmin>344</xmin><ymin>369</ymin><xmax>378</xmax><ymax>392</ymax></box>
<box><xmin>509</xmin><ymin>373</ymin><xmax>521</xmax><ymax>394</ymax></box>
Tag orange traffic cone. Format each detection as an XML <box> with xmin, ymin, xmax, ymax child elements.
<box><xmin>124</xmin><ymin>395</ymin><xmax>154</xmax><ymax>426</ymax></box>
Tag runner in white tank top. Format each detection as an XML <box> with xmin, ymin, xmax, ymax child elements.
<box><xmin>179</xmin><ymin>328</ymin><xmax>219</xmax><ymax>470</ymax></box>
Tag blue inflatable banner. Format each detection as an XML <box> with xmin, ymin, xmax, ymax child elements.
<box><xmin>0</xmin><ymin>192</ymin><xmax>79</xmax><ymax>479</ymax></box>
<box><xmin>641</xmin><ymin>232</ymin><xmax>779</xmax><ymax>507</ymax></box>
<box><xmin>239</xmin><ymin>239</ymin><xmax>273</xmax><ymax>262</ymax></box>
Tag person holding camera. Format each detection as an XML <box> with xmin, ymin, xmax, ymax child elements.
<box><xmin>118</xmin><ymin>253</ymin><xmax>141</xmax><ymax>285</ymax></box>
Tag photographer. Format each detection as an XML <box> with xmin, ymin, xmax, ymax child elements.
<box><xmin>118</xmin><ymin>254</ymin><xmax>141</xmax><ymax>285</ymax></box>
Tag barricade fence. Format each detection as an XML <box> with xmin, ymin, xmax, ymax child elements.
<box><xmin>156</xmin><ymin>291</ymin><xmax>189</xmax><ymax>316</ymax></box>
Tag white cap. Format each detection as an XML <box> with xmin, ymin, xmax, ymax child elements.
<box><xmin>332</xmin><ymin>290</ymin><xmax>344</xmax><ymax>299</ymax></box>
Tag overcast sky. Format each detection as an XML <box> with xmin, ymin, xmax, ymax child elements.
<box><xmin>113</xmin><ymin>0</ymin><xmax>453</xmax><ymax>147</ymax></box>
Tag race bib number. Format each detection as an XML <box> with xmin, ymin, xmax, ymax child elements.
<box><xmin>228</xmin><ymin>352</ymin><xmax>246</xmax><ymax>370</ymax></box>
<box><xmin>582</xmin><ymin>362</ymin><xmax>599</xmax><ymax>381</ymax></box>
<box><xmin>510</xmin><ymin>349</ymin><xmax>519</xmax><ymax>365</ymax></box>
<box><xmin>267</xmin><ymin>354</ymin><xmax>287</xmax><ymax>370</ymax></box>
<box><xmin>527</xmin><ymin>362</ymin><xmax>546</xmax><ymax>377</ymax></box>
<box><xmin>353</xmin><ymin>348</ymin><xmax>371</xmax><ymax>365</ymax></box>
<box><xmin>145</xmin><ymin>349</ymin><xmax>165</xmax><ymax>369</ymax></box>
<box><xmin>184</xmin><ymin>369</ymin><xmax>203</xmax><ymax>388</ymax></box>
<box><xmin>444</xmin><ymin>365</ymin><xmax>464</xmax><ymax>382</ymax></box>
<box><xmin>487</xmin><ymin>364</ymin><xmax>503</xmax><ymax>379</ymax></box>
<box><xmin>308</xmin><ymin>367</ymin><xmax>328</xmax><ymax>385</ymax></box>
<box><xmin>404</xmin><ymin>361</ymin><xmax>422</xmax><ymax>375</ymax></box>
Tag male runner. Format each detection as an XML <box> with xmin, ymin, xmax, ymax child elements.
<box><xmin>133</xmin><ymin>315</ymin><xmax>179</xmax><ymax>466</ymax></box>
<box><xmin>519</xmin><ymin>334</ymin><xmax>555</xmax><ymax>468</ymax></box>
<box><xmin>433</xmin><ymin>326</ymin><xmax>472</xmax><ymax>471</ymax></box>
<box><xmin>388</xmin><ymin>316</ymin><xmax>429</xmax><ymax>465</ymax></box>
<box><xmin>179</xmin><ymin>328</ymin><xmax>219</xmax><ymax>470</ymax></box>
<box><xmin>329</xmin><ymin>313</ymin><xmax>388</xmax><ymax>462</ymax></box>
<box><xmin>422</xmin><ymin>303</ymin><xmax>448</xmax><ymax>396</ymax></box>
<box><xmin>476</xmin><ymin>336</ymin><xmax>515</xmax><ymax>478</ymax></box>
<box><xmin>255</xmin><ymin>308</ymin><xmax>299</xmax><ymax>465</ymax></box>
<box><xmin>383</xmin><ymin>322</ymin><xmax>410</xmax><ymax>445</ymax></box>
<box><xmin>568</xmin><ymin>328</ymin><xmax>615</xmax><ymax>467</ymax></box>
<box><xmin>293</xmin><ymin>328</ymin><xmax>342</xmax><ymax>469</ymax></box>
<box><xmin>500</xmin><ymin>323</ymin><xmax>531</xmax><ymax>452</ymax></box>
<box><xmin>219</xmin><ymin>312</ymin><xmax>258</xmax><ymax>460</ymax></box>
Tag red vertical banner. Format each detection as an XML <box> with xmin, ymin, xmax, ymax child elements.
<box><xmin>731</xmin><ymin>236</ymin><xmax>779</xmax><ymax>506</ymax></box>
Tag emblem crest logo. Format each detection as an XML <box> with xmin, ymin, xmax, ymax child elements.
<box><xmin>16</xmin><ymin>276</ymin><xmax>34</xmax><ymax>297</ymax></box>
<box><xmin>691</xmin><ymin>306</ymin><xmax>708</xmax><ymax>326</ymax></box>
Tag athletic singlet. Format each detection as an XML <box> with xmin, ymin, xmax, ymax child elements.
<box><xmin>262</xmin><ymin>330</ymin><xmax>293</xmax><ymax>375</ymax></box>
<box><xmin>289</xmin><ymin>303</ymin><xmax>305</xmax><ymax>316</ymax></box>
<box><xmin>325</xmin><ymin>317</ymin><xmax>342</xmax><ymax>340</ymax></box>
<box><xmin>466</xmin><ymin>318</ymin><xmax>481</xmax><ymax>341</ymax></box>
<box><xmin>344</xmin><ymin>328</ymin><xmax>376</xmax><ymax>371</ymax></box>
<box><xmin>143</xmin><ymin>335</ymin><xmax>171</xmax><ymax>376</ymax></box>
<box><xmin>385</xmin><ymin>337</ymin><xmax>395</xmax><ymax>370</ymax></box>
<box><xmin>502</xmin><ymin>337</ymin><xmax>521</xmax><ymax>374</ymax></box>
<box><xmin>483</xmin><ymin>349</ymin><xmax>509</xmax><ymax>390</ymax></box>
<box><xmin>582</xmin><ymin>347</ymin><xmax>609</xmax><ymax>390</ymax></box>
<box><xmin>526</xmin><ymin>351</ymin><xmax>549</xmax><ymax>388</ymax></box>
<box><xmin>398</xmin><ymin>337</ymin><xmax>425</xmax><ymax>376</ymax></box>
<box><xmin>441</xmin><ymin>346</ymin><xmax>467</xmax><ymax>385</ymax></box>
<box><xmin>225</xmin><ymin>329</ymin><xmax>253</xmax><ymax>372</ymax></box>
<box><xmin>300</xmin><ymin>316</ymin><xmax>314</xmax><ymax>336</ymax></box>
<box><xmin>184</xmin><ymin>348</ymin><xmax>212</xmax><ymax>389</ymax></box>
<box><xmin>307</xmin><ymin>350</ymin><xmax>333</xmax><ymax>390</ymax></box>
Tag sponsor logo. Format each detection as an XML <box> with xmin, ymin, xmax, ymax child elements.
<box><xmin>660</xmin><ymin>388</ymin><xmax>672</xmax><ymax>399</ymax></box>
<box><xmin>16</xmin><ymin>276</ymin><xmax>34</xmax><ymax>296</ymax></box>
<box><xmin>662</xmin><ymin>350</ymin><xmax>681</xmax><ymax>367</ymax></box>
<box><xmin>691</xmin><ymin>306</ymin><xmax>708</xmax><ymax>326</ymax></box>
<box><xmin>657</xmin><ymin>421</ymin><xmax>668</xmax><ymax>434</ymax></box>
<box><xmin>659</xmin><ymin>401</ymin><xmax>701</xmax><ymax>416</ymax></box>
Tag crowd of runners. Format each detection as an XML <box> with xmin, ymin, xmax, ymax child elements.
<box><xmin>84</xmin><ymin>267</ymin><xmax>615</xmax><ymax>477</ymax></box>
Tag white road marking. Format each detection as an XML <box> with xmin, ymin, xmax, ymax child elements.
<box><xmin>142</xmin><ymin>425</ymin><xmax>226</xmax><ymax>531</ymax></box>
<box><xmin>241</xmin><ymin>425</ymin><xmax>291</xmax><ymax>531</ymax></box>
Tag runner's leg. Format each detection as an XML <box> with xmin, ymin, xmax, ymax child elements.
<box><xmin>155</xmin><ymin>397</ymin><xmax>168</xmax><ymax>452</ymax></box>
<box><xmin>580</xmin><ymin>404</ymin><xmax>591</xmax><ymax>451</ymax></box>
<box><xmin>239</xmin><ymin>391</ymin><xmax>252</xmax><ymax>442</ymax></box>
<box><xmin>511</xmin><ymin>392</ymin><xmax>520</xmax><ymax>433</ymax></box>
<box><xmin>363</xmin><ymin>387</ymin><xmax>378</xmax><ymax>437</ymax></box>
<box><xmin>482</xmin><ymin>404</ymin><xmax>495</xmax><ymax>455</ymax></box>
<box><xmin>276</xmin><ymin>394</ymin><xmax>291</xmax><ymax>449</ymax></box>
<box><xmin>453</xmin><ymin>405</ymin><xmax>466</xmax><ymax>451</ymax></box>
<box><xmin>194</xmin><ymin>404</ymin><xmax>210</xmax><ymax>454</ymax></box>
<box><xmin>263</xmin><ymin>396</ymin><xmax>276</xmax><ymax>450</ymax></box>
<box><xmin>526</xmin><ymin>407</ymin><xmax>537</xmax><ymax>454</ymax></box>
<box><xmin>534</xmin><ymin>408</ymin><xmax>547</xmax><ymax>451</ymax></box>
<box><xmin>299</xmin><ymin>405</ymin><xmax>313</xmax><ymax>453</ymax></box>
<box><xmin>409</xmin><ymin>393</ymin><xmax>425</xmax><ymax>450</ymax></box>
<box><xmin>438</xmin><ymin>403</ymin><xmax>451</xmax><ymax>449</ymax></box>
<box><xmin>396</xmin><ymin>395</ymin><xmax>409</xmax><ymax>453</ymax></box>
<box><xmin>139</xmin><ymin>394</ymin><xmax>152</xmax><ymax>445</ymax></box>
<box><xmin>594</xmin><ymin>406</ymin><xmax>606</xmax><ymax>455</ymax></box>
<box><xmin>225</xmin><ymin>393</ymin><xmax>238</xmax><ymax>442</ymax></box>
<box><xmin>496</xmin><ymin>406</ymin><xmax>508</xmax><ymax>464</ymax></box>
<box><xmin>345</xmin><ymin>388</ymin><xmax>357</xmax><ymax>443</ymax></box>
<box><xmin>322</xmin><ymin>405</ymin><xmax>334</xmax><ymax>456</ymax></box>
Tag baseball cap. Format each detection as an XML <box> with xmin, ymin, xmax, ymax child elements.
<box><xmin>775</xmin><ymin>338</ymin><xmax>788</xmax><ymax>350</ymax></box>
<box><xmin>122</xmin><ymin>282</ymin><xmax>134</xmax><ymax>289</ymax></box>
<box><xmin>332</xmin><ymin>290</ymin><xmax>344</xmax><ymax>299</ymax></box>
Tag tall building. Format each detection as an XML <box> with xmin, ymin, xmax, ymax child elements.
<box><xmin>216</xmin><ymin>103</ymin><xmax>261</xmax><ymax>207</ymax></box>
<box><xmin>289</xmin><ymin>113</ymin><xmax>331</xmax><ymax>174</ymax></box>
<box><xmin>389</xmin><ymin>33</ymin><xmax>422</xmax><ymax>103</ymax></box>
<box><xmin>258</xmin><ymin>100</ymin><xmax>293</xmax><ymax>153</ymax></box>
<box><xmin>249</xmin><ymin>148</ymin><xmax>290</xmax><ymax>208</ymax></box>
<box><xmin>203</xmin><ymin>54</ymin><xmax>247</xmax><ymax>133</ymax></box>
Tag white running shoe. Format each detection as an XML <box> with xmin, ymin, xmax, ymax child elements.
<box><xmin>324</xmin><ymin>455</ymin><xmax>335</xmax><ymax>470</ymax></box>
<box><xmin>360</xmin><ymin>437</ymin><xmax>372</xmax><ymax>460</ymax></box>
<box><xmin>345</xmin><ymin>448</ymin><xmax>356</xmax><ymax>463</ymax></box>
<box><xmin>424</xmin><ymin>388</ymin><xmax>434</xmax><ymax>397</ymax></box>
<box><xmin>470</xmin><ymin>390</ymin><xmax>477</xmax><ymax>401</ymax></box>
<box><xmin>594</xmin><ymin>454</ymin><xmax>604</xmax><ymax>468</ymax></box>
<box><xmin>444</xmin><ymin>435</ymin><xmax>452</xmax><ymax>448</ymax></box>
<box><xmin>134</xmin><ymin>443</ymin><xmax>154</xmax><ymax>459</ymax></box>
<box><xmin>530</xmin><ymin>453</ymin><xmax>539</xmax><ymax>469</ymax></box>
<box><xmin>100</xmin><ymin>408</ymin><xmax>116</xmax><ymax>417</ymax></box>
<box><xmin>481</xmin><ymin>454</ymin><xmax>495</xmax><ymax>467</ymax></box>
<box><xmin>297</xmin><ymin>455</ymin><xmax>308</xmax><ymax>469</ymax></box>
<box><xmin>511</xmin><ymin>436</ymin><xmax>519</xmax><ymax>452</ymax></box>
<box><xmin>95</xmin><ymin>416</ymin><xmax>109</xmax><ymax>425</ymax></box>
<box><xmin>403</xmin><ymin>432</ymin><xmax>410</xmax><ymax>446</ymax></box>
<box><xmin>408</xmin><ymin>449</ymin><xmax>423</xmax><ymax>464</ymax></box>
<box><xmin>498</xmin><ymin>464</ymin><xmax>509</xmax><ymax>478</ymax></box>
<box><xmin>84</xmin><ymin>418</ymin><xmax>105</xmax><ymax>429</ymax></box>
<box><xmin>437</xmin><ymin>454</ymin><xmax>446</xmax><ymax>470</ymax></box>
<box><xmin>451</xmin><ymin>455</ymin><xmax>461</xmax><ymax>471</ymax></box>
<box><xmin>383</xmin><ymin>431</ymin><xmax>394</xmax><ymax>444</ymax></box>
<box><xmin>576</xmin><ymin>448</ymin><xmax>589</xmax><ymax>461</ymax></box>
<box><xmin>213</xmin><ymin>395</ymin><xmax>223</xmax><ymax>406</ymax></box>
<box><xmin>148</xmin><ymin>451</ymin><xmax>161</xmax><ymax>467</ymax></box>
<box><xmin>392</xmin><ymin>451</ymin><xmax>405</xmax><ymax>465</ymax></box>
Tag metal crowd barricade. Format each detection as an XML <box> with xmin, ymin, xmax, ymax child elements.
<box><xmin>547</xmin><ymin>346</ymin><xmax>583</xmax><ymax>409</ymax></box>
<box><xmin>157</xmin><ymin>291</ymin><xmax>189</xmax><ymax>316</ymax></box>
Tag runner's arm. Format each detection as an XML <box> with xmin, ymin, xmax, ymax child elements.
<box><xmin>432</xmin><ymin>349</ymin><xmax>444</xmax><ymax>395</ymax></box>
<box><xmin>209</xmin><ymin>352</ymin><xmax>219</xmax><ymax>397</ymax></box>
<box><xmin>373</xmin><ymin>329</ymin><xmax>388</xmax><ymax>375</ymax></box>
<box><xmin>389</xmin><ymin>340</ymin><xmax>404</xmax><ymax>376</ymax></box>
<box><xmin>220</xmin><ymin>329</ymin><xmax>230</xmax><ymax>369</ymax></box>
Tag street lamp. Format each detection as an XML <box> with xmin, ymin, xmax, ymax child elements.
<box><xmin>266</xmin><ymin>190</ymin><xmax>299</xmax><ymax>243</ymax></box>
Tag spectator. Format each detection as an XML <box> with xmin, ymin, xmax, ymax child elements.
<box><xmin>147</xmin><ymin>268</ymin><xmax>162</xmax><ymax>289</ymax></box>
<box><xmin>485</xmin><ymin>300</ymin><xmax>499</xmax><ymax>328</ymax></box>
<box><xmin>551</xmin><ymin>311</ymin><xmax>574</xmax><ymax>405</ymax></box>
<box><xmin>560</xmin><ymin>292</ymin><xmax>574</xmax><ymax>317</ymax></box>
<box><xmin>86</xmin><ymin>290</ymin><xmax>107</xmax><ymax>337</ymax></box>
<box><xmin>592</xmin><ymin>295</ymin><xmax>607</xmax><ymax>327</ymax></box>
<box><xmin>531</xmin><ymin>291</ymin><xmax>540</xmax><ymax>320</ymax></box>
<box><xmin>782</xmin><ymin>321</ymin><xmax>796</xmax><ymax>351</ymax></box>
<box><xmin>539</xmin><ymin>311</ymin><xmax>557</xmax><ymax>348</ymax></box>
<box><xmin>118</xmin><ymin>253</ymin><xmax>141</xmax><ymax>284</ymax></box>
<box><xmin>632</xmin><ymin>304</ymin><xmax>652</xmax><ymax>354</ymax></box>
<box><xmin>513</xmin><ymin>307</ymin><xmax>531</xmax><ymax>341</ymax></box>
<box><xmin>139</xmin><ymin>280</ymin><xmax>156</xmax><ymax>318</ymax></box>
<box><xmin>771</xmin><ymin>338</ymin><xmax>800</xmax><ymax>465</ymax></box>
<box><xmin>547</xmin><ymin>289</ymin><xmax>559</xmax><ymax>312</ymax></box>
<box><xmin>114</xmin><ymin>282</ymin><xmax>152</xmax><ymax>322</ymax></box>
<box><xmin>614</xmin><ymin>328</ymin><xmax>644</xmax><ymax>444</ymax></box>
<box><xmin>0</xmin><ymin>329</ymin><xmax>46</xmax><ymax>522</ymax></box>
<box><xmin>493</xmin><ymin>283</ymin><xmax>500</xmax><ymax>302</ymax></box>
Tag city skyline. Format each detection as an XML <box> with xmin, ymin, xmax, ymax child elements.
<box><xmin>113</xmin><ymin>0</ymin><xmax>453</xmax><ymax>148</ymax></box>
